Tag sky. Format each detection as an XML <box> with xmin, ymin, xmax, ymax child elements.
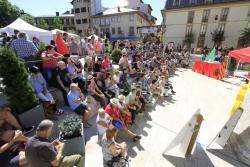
<box><xmin>10</xmin><ymin>0</ymin><xmax>165</xmax><ymax>24</ymax></box>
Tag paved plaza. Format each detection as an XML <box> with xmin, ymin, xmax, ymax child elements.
<box><xmin>86</xmin><ymin>68</ymin><xmax>249</xmax><ymax>167</ymax></box>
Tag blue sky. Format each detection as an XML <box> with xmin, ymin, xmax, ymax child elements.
<box><xmin>10</xmin><ymin>0</ymin><xmax>165</xmax><ymax>24</ymax></box>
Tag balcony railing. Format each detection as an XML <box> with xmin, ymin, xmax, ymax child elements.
<box><xmin>128</xmin><ymin>32</ymin><xmax>135</xmax><ymax>36</ymax></box>
<box><xmin>99</xmin><ymin>23</ymin><xmax>110</xmax><ymax>27</ymax></box>
<box><xmin>199</xmin><ymin>34</ymin><xmax>206</xmax><ymax>38</ymax></box>
<box><xmin>220</xmin><ymin>15</ymin><xmax>228</xmax><ymax>21</ymax></box>
<box><xmin>202</xmin><ymin>18</ymin><xmax>208</xmax><ymax>22</ymax></box>
<box><xmin>187</xmin><ymin>18</ymin><xmax>194</xmax><ymax>24</ymax></box>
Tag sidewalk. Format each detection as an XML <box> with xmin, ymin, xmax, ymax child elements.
<box><xmin>101</xmin><ymin>69</ymin><xmax>248</xmax><ymax>167</ymax></box>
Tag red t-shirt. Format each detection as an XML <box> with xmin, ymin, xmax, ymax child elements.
<box><xmin>105</xmin><ymin>104</ymin><xmax>121</xmax><ymax>120</ymax></box>
<box><xmin>42</xmin><ymin>51</ymin><xmax>62</xmax><ymax>69</ymax></box>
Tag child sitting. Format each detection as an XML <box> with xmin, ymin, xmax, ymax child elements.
<box><xmin>96</xmin><ymin>108</ymin><xmax>110</xmax><ymax>143</ymax></box>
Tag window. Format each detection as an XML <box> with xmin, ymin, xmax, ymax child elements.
<box><xmin>82</xmin><ymin>18</ymin><xmax>88</xmax><ymax>24</ymax></box>
<box><xmin>118</xmin><ymin>27</ymin><xmax>122</xmax><ymax>34</ymax></box>
<box><xmin>95</xmin><ymin>29</ymin><xmax>99</xmax><ymax>35</ymax></box>
<box><xmin>75</xmin><ymin>8</ymin><xmax>80</xmax><ymax>13</ymax></box>
<box><xmin>205</xmin><ymin>0</ymin><xmax>213</xmax><ymax>4</ymax></box>
<box><xmin>220</xmin><ymin>8</ymin><xmax>229</xmax><ymax>21</ymax></box>
<box><xmin>101</xmin><ymin>18</ymin><xmax>105</xmax><ymax>25</ymax></box>
<box><xmin>200</xmin><ymin>24</ymin><xmax>207</xmax><ymax>35</ymax></box>
<box><xmin>81</xmin><ymin>7</ymin><xmax>87</xmax><ymax>12</ymax></box>
<box><xmin>186</xmin><ymin>25</ymin><xmax>192</xmax><ymax>35</ymax></box>
<box><xmin>202</xmin><ymin>10</ymin><xmax>210</xmax><ymax>22</ymax></box>
<box><xmin>129</xmin><ymin>26</ymin><xmax>135</xmax><ymax>35</ymax></box>
<box><xmin>66</xmin><ymin>19</ymin><xmax>70</xmax><ymax>25</ymax></box>
<box><xmin>88</xmin><ymin>7</ymin><xmax>90</xmax><ymax>13</ymax></box>
<box><xmin>248</xmin><ymin>8</ymin><xmax>250</xmax><ymax>17</ymax></box>
<box><xmin>111</xmin><ymin>16</ymin><xmax>116</xmax><ymax>22</ymax></box>
<box><xmin>76</xmin><ymin>19</ymin><xmax>81</xmax><ymax>24</ymax></box>
<box><xmin>189</xmin><ymin>0</ymin><xmax>196</xmax><ymax>4</ymax></box>
<box><xmin>130</xmin><ymin>14</ymin><xmax>134</xmax><ymax>21</ymax></box>
<box><xmin>218</xmin><ymin>23</ymin><xmax>225</xmax><ymax>33</ymax></box>
<box><xmin>117</xmin><ymin>16</ymin><xmax>121</xmax><ymax>23</ymax></box>
<box><xmin>105</xmin><ymin>17</ymin><xmax>110</xmax><ymax>25</ymax></box>
<box><xmin>71</xmin><ymin>19</ymin><xmax>75</xmax><ymax>25</ymax></box>
<box><xmin>187</xmin><ymin>11</ymin><xmax>195</xmax><ymax>23</ymax></box>
<box><xmin>95</xmin><ymin>19</ymin><xmax>99</xmax><ymax>25</ymax></box>
<box><xmin>112</xmin><ymin>27</ymin><xmax>116</xmax><ymax>34</ymax></box>
<box><xmin>173</xmin><ymin>0</ymin><xmax>180</xmax><ymax>6</ymax></box>
<box><xmin>248</xmin><ymin>21</ymin><xmax>250</xmax><ymax>28</ymax></box>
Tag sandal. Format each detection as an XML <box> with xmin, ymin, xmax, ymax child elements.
<box><xmin>55</xmin><ymin>109</ymin><xmax>64</xmax><ymax>115</ymax></box>
<box><xmin>133</xmin><ymin>135</ymin><xmax>141</xmax><ymax>142</ymax></box>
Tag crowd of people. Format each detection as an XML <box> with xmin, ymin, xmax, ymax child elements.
<box><xmin>0</xmin><ymin>29</ymin><xmax>191</xmax><ymax>167</ymax></box>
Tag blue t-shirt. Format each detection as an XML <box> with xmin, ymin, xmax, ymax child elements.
<box><xmin>67</xmin><ymin>91</ymin><xmax>88</xmax><ymax>110</ymax></box>
<box><xmin>29</xmin><ymin>74</ymin><xmax>47</xmax><ymax>94</ymax></box>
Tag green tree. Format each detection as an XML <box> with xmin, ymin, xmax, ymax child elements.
<box><xmin>37</xmin><ymin>19</ymin><xmax>49</xmax><ymax>30</ymax></box>
<box><xmin>20</xmin><ymin>13</ymin><xmax>35</xmax><ymax>25</ymax></box>
<box><xmin>238</xmin><ymin>27</ymin><xmax>250</xmax><ymax>48</ymax></box>
<box><xmin>53</xmin><ymin>17</ymin><xmax>63</xmax><ymax>30</ymax></box>
<box><xmin>0</xmin><ymin>47</ymin><xmax>39</xmax><ymax>114</ymax></box>
<box><xmin>0</xmin><ymin>0</ymin><xmax>23</xmax><ymax>27</ymax></box>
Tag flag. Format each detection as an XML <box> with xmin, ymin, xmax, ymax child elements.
<box><xmin>205</xmin><ymin>48</ymin><xmax>216</xmax><ymax>61</ymax></box>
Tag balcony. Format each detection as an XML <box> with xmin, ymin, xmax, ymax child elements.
<box><xmin>202</xmin><ymin>18</ymin><xmax>208</xmax><ymax>22</ymax></box>
<box><xmin>220</xmin><ymin>15</ymin><xmax>228</xmax><ymax>22</ymax></box>
<box><xmin>187</xmin><ymin>18</ymin><xmax>194</xmax><ymax>24</ymax></box>
<box><xmin>199</xmin><ymin>34</ymin><xmax>206</xmax><ymax>38</ymax></box>
<box><xmin>99</xmin><ymin>23</ymin><xmax>110</xmax><ymax>27</ymax></box>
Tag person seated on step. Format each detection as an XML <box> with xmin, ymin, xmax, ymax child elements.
<box><xmin>105</xmin><ymin>72</ymin><xmax>119</xmax><ymax>98</ymax></box>
<box><xmin>25</xmin><ymin>120</ymin><xmax>83</xmax><ymax>167</ymax></box>
<box><xmin>118</xmin><ymin>95</ymin><xmax>132</xmax><ymax>126</ymax></box>
<box><xmin>101</xmin><ymin>54</ymin><xmax>112</xmax><ymax>73</ymax></box>
<box><xmin>55</xmin><ymin>61</ymin><xmax>72</xmax><ymax>106</ymax></box>
<box><xmin>87</xmin><ymin>75</ymin><xmax>107</xmax><ymax>108</ymax></box>
<box><xmin>125</xmin><ymin>88</ymin><xmax>141</xmax><ymax>123</ymax></box>
<box><xmin>96</xmin><ymin>108</ymin><xmax>111</xmax><ymax>143</ymax></box>
<box><xmin>0</xmin><ymin>107</ymin><xmax>35</xmax><ymax>167</ymax></box>
<box><xmin>67</xmin><ymin>56</ymin><xmax>86</xmax><ymax>93</ymax></box>
<box><xmin>102</xmin><ymin>126</ymin><xmax>129</xmax><ymax>167</ymax></box>
<box><xmin>67</xmin><ymin>83</ymin><xmax>92</xmax><ymax>128</ymax></box>
<box><xmin>29</xmin><ymin>66</ymin><xmax>63</xmax><ymax>118</ymax></box>
<box><xmin>105</xmin><ymin>98</ymin><xmax>141</xmax><ymax>142</ymax></box>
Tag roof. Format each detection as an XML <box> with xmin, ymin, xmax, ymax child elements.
<box><xmin>36</xmin><ymin>14</ymin><xmax>74</xmax><ymax>18</ymax></box>
<box><xmin>164</xmin><ymin>0</ymin><xmax>249</xmax><ymax>10</ymax></box>
<box><xmin>93</xmin><ymin>7</ymin><xmax>137</xmax><ymax>16</ymax></box>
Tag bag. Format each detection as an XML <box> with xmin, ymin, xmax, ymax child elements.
<box><xmin>112</xmin><ymin>120</ymin><xmax>123</xmax><ymax>129</ymax></box>
<box><xmin>106</xmin><ymin>156</ymin><xmax>129</xmax><ymax>167</ymax></box>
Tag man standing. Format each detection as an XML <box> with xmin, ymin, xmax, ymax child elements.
<box><xmin>10</xmin><ymin>33</ymin><xmax>38</xmax><ymax>67</ymax></box>
<box><xmin>25</xmin><ymin>120</ymin><xmax>83</xmax><ymax>167</ymax></box>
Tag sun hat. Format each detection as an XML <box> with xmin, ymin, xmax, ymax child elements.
<box><xmin>110</xmin><ymin>98</ymin><xmax>119</xmax><ymax>105</ymax></box>
<box><xmin>70</xmin><ymin>83</ymin><xmax>78</xmax><ymax>88</ymax></box>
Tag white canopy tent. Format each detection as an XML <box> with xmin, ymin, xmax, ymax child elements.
<box><xmin>0</xmin><ymin>18</ymin><xmax>53</xmax><ymax>44</ymax></box>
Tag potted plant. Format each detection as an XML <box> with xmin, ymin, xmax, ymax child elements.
<box><xmin>110</xmin><ymin>48</ymin><xmax>122</xmax><ymax>64</ymax></box>
<box><xmin>59</xmin><ymin>115</ymin><xmax>85</xmax><ymax>156</ymax></box>
<box><xmin>0</xmin><ymin>47</ymin><xmax>44</xmax><ymax>128</ymax></box>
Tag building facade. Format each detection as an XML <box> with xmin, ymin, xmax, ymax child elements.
<box><xmin>161</xmin><ymin>0</ymin><xmax>250</xmax><ymax>48</ymax></box>
<box><xmin>92</xmin><ymin>7</ymin><xmax>155</xmax><ymax>40</ymax></box>
<box><xmin>35</xmin><ymin>11</ymin><xmax>75</xmax><ymax>31</ymax></box>
<box><xmin>36</xmin><ymin>0</ymin><xmax>156</xmax><ymax>39</ymax></box>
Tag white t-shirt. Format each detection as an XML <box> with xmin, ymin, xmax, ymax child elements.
<box><xmin>96</xmin><ymin>114</ymin><xmax>110</xmax><ymax>135</ymax></box>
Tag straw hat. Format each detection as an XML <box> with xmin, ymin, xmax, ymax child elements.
<box><xmin>118</xmin><ymin>95</ymin><xmax>125</xmax><ymax>101</ymax></box>
<box><xmin>110</xmin><ymin>98</ymin><xmax>119</xmax><ymax>105</ymax></box>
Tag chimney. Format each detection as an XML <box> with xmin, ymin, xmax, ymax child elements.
<box><xmin>118</xmin><ymin>6</ymin><xmax>121</xmax><ymax>12</ymax></box>
<box><xmin>56</xmin><ymin>12</ymin><xmax>59</xmax><ymax>16</ymax></box>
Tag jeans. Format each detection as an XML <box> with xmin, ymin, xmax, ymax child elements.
<box><xmin>36</xmin><ymin>92</ymin><xmax>54</xmax><ymax>102</ymax></box>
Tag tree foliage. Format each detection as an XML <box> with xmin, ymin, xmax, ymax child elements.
<box><xmin>0</xmin><ymin>0</ymin><xmax>23</xmax><ymax>27</ymax></box>
<box><xmin>110</xmin><ymin>48</ymin><xmax>122</xmax><ymax>64</ymax></box>
<box><xmin>53</xmin><ymin>17</ymin><xmax>63</xmax><ymax>30</ymax></box>
<box><xmin>37</xmin><ymin>19</ymin><xmax>49</xmax><ymax>30</ymax></box>
<box><xmin>20</xmin><ymin>13</ymin><xmax>36</xmax><ymax>25</ymax></box>
<box><xmin>0</xmin><ymin>47</ymin><xmax>39</xmax><ymax>114</ymax></box>
<box><xmin>238</xmin><ymin>27</ymin><xmax>250</xmax><ymax>47</ymax></box>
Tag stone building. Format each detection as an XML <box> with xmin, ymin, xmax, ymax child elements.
<box><xmin>161</xmin><ymin>0</ymin><xmax>250</xmax><ymax>48</ymax></box>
